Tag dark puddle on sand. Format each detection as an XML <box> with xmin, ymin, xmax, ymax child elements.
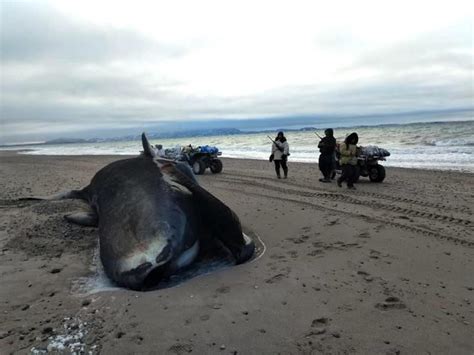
<box><xmin>72</xmin><ymin>232</ymin><xmax>265</xmax><ymax>295</ymax></box>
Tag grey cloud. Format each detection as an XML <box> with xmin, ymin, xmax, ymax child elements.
<box><xmin>346</xmin><ymin>21</ymin><xmax>473</xmax><ymax>73</ymax></box>
<box><xmin>1</xmin><ymin>73</ymin><xmax>470</xmax><ymax>133</ymax></box>
<box><xmin>1</xmin><ymin>64</ymin><xmax>180</xmax><ymax>103</ymax></box>
<box><xmin>0</xmin><ymin>1</ymin><xmax>185</xmax><ymax>64</ymax></box>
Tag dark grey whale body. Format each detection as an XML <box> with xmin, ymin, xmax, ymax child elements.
<box><xmin>25</xmin><ymin>133</ymin><xmax>254</xmax><ymax>290</ymax></box>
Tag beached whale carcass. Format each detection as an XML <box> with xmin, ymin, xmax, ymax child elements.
<box><xmin>22</xmin><ymin>133</ymin><xmax>255</xmax><ymax>290</ymax></box>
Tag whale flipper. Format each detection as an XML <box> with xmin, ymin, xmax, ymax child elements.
<box><xmin>65</xmin><ymin>211</ymin><xmax>98</xmax><ymax>227</ymax></box>
<box><xmin>19</xmin><ymin>189</ymin><xmax>86</xmax><ymax>201</ymax></box>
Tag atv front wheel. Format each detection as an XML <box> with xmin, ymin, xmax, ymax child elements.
<box><xmin>368</xmin><ymin>165</ymin><xmax>386</xmax><ymax>182</ymax></box>
<box><xmin>192</xmin><ymin>158</ymin><xmax>206</xmax><ymax>175</ymax></box>
<box><xmin>210</xmin><ymin>159</ymin><xmax>223</xmax><ymax>173</ymax></box>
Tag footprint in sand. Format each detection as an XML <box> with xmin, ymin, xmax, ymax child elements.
<box><xmin>357</xmin><ymin>270</ymin><xmax>374</xmax><ymax>282</ymax></box>
<box><xmin>326</xmin><ymin>218</ymin><xmax>340</xmax><ymax>226</ymax></box>
<box><xmin>307</xmin><ymin>249</ymin><xmax>324</xmax><ymax>257</ymax></box>
<box><xmin>265</xmin><ymin>266</ymin><xmax>291</xmax><ymax>284</ymax></box>
<box><xmin>374</xmin><ymin>224</ymin><xmax>385</xmax><ymax>232</ymax></box>
<box><xmin>215</xmin><ymin>286</ymin><xmax>230</xmax><ymax>294</ymax></box>
<box><xmin>132</xmin><ymin>335</ymin><xmax>144</xmax><ymax>344</ymax></box>
<box><xmin>369</xmin><ymin>250</ymin><xmax>381</xmax><ymax>259</ymax></box>
<box><xmin>269</xmin><ymin>254</ymin><xmax>286</xmax><ymax>260</ymax></box>
<box><xmin>330</xmin><ymin>241</ymin><xmax>359</xmax><ymax>251</ymax></box>
<box><xmin>375</xmin><ymin>296</ymin><xmax>406</xmax><ymax>310</ymax></box>
<box><xmin>265</xmin><ymin>274</ymin><xmax>286</xmax><ymax>284</ymax></box>
<box><xmin>168</xmin><ymin>343</ymin><xmax>193</xmax><ymax>354</ymax></box>
<box><xmin>286</xmin><ymin>236</ymin><xmax>309</xmax><ymax>244</ymax></box>
<box><xmin>304</xmin><ymin>317</ymin><xmax>336</xmax><ymax>341</ymax></box>
<box><xmin>287</xmin><ymin>250</ymin><xmax>298</xmax><ymax>258</ymax></box>
<box><xmin>356</xmin><ymin>232</ymin><xmax>371</xmax><ymax>239</ymax></box>
<box><xmin>311</xmin><ymin>317</ymin><xmax>330</xmax><ymax>327</ymax></box>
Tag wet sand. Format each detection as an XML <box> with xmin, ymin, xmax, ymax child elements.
<box><xmin>0</xmin><ymin>152</ymin><xmax>473</xmax><ymax>354</ymax></box>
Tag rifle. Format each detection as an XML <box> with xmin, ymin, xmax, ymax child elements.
<box><xmin>267</xmin><ymin>135</ymin><xmax>283</xmax><ymax>152</ymax></box>
<box><xmin>315</xmin><ymin>132</ymin><xmax>325</xmax><ymax>150</ymax></box>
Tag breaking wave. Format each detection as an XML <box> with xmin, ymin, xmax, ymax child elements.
<box><xmin>3</xmin><ymin>120</ymin><xmax>474</xmax><ymax>172</ymax></box>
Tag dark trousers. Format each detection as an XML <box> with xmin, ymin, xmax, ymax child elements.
<box><xmin>339</xmin><ymin>164</ymin><xmax>357</xmax><ymax>187</ymax></box>
<box><xmin>274</xmin><ymin>159</ymin><xmax>288</xmax><ymax>177</ymax></box>
<box><xmin>319</xmin><ymin>153</ymin><xmax>334</xmax><ymax>179</ymax></box>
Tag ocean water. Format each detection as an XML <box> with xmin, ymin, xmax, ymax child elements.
<box><xmin>4</xmin><ymin>120</ymin><xmax>474</xmax><ymax>172</ymax></box>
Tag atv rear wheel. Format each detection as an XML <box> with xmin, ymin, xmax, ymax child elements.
<box><xmin>210</xmin><ymin>159</ymin><xmax>223</xmax><ymax>173</ymax></box>
<box><xmin>368</xmin><ymin>165</ymin><xmax>386</xmax><ymax>182</ymax></box>
<box><xmin>192</xmin><ymin>158</ymin><xmax>206</xmax><ymax>175</ymax></box>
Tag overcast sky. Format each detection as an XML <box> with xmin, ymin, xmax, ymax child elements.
<box><xmin>1</xmin><ymin>0</ymin><xmax>473</xmax><ymax>143</ymax></box>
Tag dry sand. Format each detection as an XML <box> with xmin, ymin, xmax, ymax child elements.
<box><xmin>0</xmin><ymin>152</ymin><xmax>473</xmax><ymax>354</ymax></box>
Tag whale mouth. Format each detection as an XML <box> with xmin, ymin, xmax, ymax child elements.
<box><xmin>120</xmin><ymin>261</ymin><xmax>172</xmax><ymax>291</ymax></box>
<box><xmin>142</xmin><ymin>241</ymin><xmax>200</xmax><ymax>290</ymax></box>
<box><xmin>142</xmin><ymin>264</ymin><xmax>170</xmax><ymax>289</ymax></box>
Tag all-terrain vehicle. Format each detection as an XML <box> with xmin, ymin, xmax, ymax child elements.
<box><xmin>335</xmin><ymin>145</ymin><xmax>390</xmax><ymax>182</ymax></box>
<box><xmin>164</xmin><ymin>145</ymin><xmax>223</xmax><ymax>175</ymax></box>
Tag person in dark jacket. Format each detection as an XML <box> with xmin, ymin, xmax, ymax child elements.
<box><xmin>271</xmin><ymin>131</ymin><xmax>290</xmax><ymax>179</ymax></box>
<box><xmin>318</xmin><ymin>128</ymin><xmax>337</xmax><ymax>182</ymax></box>
<box><xmin>337</xmin><ymin>132</ymin><xmax>359</xmax><ymax>189</ymax></box>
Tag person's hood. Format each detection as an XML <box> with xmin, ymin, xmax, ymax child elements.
<box><xmin>345</xmin><ymin>132</ymin><xmax>359</xmax><ymax>145</ymax></box>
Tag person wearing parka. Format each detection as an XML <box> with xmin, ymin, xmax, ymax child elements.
<box><xmin>337</xmin><ymin>132</ymin><xmax>359</xmax><ymax>189</ymax></box>
<box><xmin>318</xmin><ymin>128</ymin><xmax>337</xmax><ymax>182</ymax></box>
<box><xmin>271</xmin><ymin>131</ymin><xmax>290</xmax><ymax>179</ymax></box>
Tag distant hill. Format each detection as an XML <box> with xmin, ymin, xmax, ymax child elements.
<box><xmin>4</xmin><ymin>127</ymin><xmax>323</xmax><ymax>147</ymax></box>
<box><xmin>40</xmin><ymin>128</ymin><xmax>243</xmax><ymax>145</ymax></box>
<box><xmin>148</xmin><ymin>127</ymin><xmax>242</xmax><ymax>139</ymax></box>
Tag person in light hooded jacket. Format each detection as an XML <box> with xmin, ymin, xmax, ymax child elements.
<box><xmin>271</xmin><ymin>131</ymin><xmax>290</xmax><ymax>179</ymax></box>
<box><xmin>155</xmin><ymin>144</ymin><xmax>166</xmax><ymax>157</ymax></box>
<box><xmin>337</xmin><ymin>132</ymin><xmax>359</xmax><ymax>189</ymax></box>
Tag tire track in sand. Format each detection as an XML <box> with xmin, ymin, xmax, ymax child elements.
<box><xmin>222</xmin><ymin>170</ymin><xmax>472</xmax><ymax>214</ymax></box>
<box><xmin>207</xmin><ymin>176</ymin><xmax>474</xmax><ymax>247</ymax></box>
<box><xmin>216</xmin><ymin>175</ymin><xmax>473</xmax><ymax>227</ymax></box>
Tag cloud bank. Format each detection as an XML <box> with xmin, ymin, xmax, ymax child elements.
<box><xmin>1</xmin><ymin>0</ymin><xmax>472</xmax><ymax>143</ymax></box>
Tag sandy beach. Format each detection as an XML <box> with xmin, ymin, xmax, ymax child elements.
<box><xmin>0</xmin><ymin>151</ymin><xmax>473</xmax><ymax>354</ymax></box>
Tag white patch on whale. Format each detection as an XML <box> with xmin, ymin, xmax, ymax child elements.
<box><xmin>173</xmin><ymin>240</ymin><xmax>200</xmax><ymax>269</ymax></box>
<box><xmin>119</xmin><ymin>237</ymin><xmax>171</xmax><ymax>273</ymax></box>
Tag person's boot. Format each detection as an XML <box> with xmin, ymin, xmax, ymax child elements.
<box><xmin>337</xmin><ymin>178</ymin><xmax>342</xmax><ymax>187</ymax></box>
<box><xmin>284</xmin><ymin>172</ymin><xmax>288</xmax><ymax>179</ymax></box>
<box><xmin>277</xmin><ymin>174</ymin><xmax>281</xmax><ymax>179</ymax></box>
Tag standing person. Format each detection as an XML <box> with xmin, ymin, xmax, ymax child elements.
<box><xmin>318</xmin><ymin>128</ymin><xmax>337</xmax><ymax>182</ymax></box>
<box><xmin>155</xmin><ymin>144</ymin><xmax>166</xmax><ymax>157</ymax></box>
<box><xmin>271</xmin><ymin>131</ymin><xmax>290</xmax><ymax>179</ymax></box>
<box><xmin>337</xmin><ymin>132</ymin><xmax>359</xmax><ymax>189</ymax></box>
